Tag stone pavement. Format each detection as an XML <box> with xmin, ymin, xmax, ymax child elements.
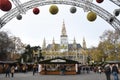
<box><xmin>0</xmin><ymin>71</ymin><xmax>119</xmax><ymax>80</ymax></box>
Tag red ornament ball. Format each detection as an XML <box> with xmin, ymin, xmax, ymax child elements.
<box><xmin>0</xmin><ymin>0</ymin><xmax>1</xmax><ymax>9</ymax></box>
<box><xmin>0</xmin><ymin>0</ymin><xmax>12</xmax><ymax>11</ymax></box>
<box><xmin>96</xmin><ymin>0</ymin><xmax>104</xmax><ymax>3</ymax></box>
<box><xmin>33</xmin><ymin>8</ymin><xmax>40</xmax><ymax>15</ymax></box>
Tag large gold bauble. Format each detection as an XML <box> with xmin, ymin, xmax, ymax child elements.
<box><xmin>87</xmin><ymin>11</ymin><xmax>97</xmax><ymax>22</ymax></box>
<box><xmin>49</xmin><ymin>5</ymin><xmax>59</xmax><ymax>15</ymax></box>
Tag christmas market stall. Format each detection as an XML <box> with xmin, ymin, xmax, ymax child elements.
<box><xmin>0</xmin><ymin>61</ymin><xmax>18</xmax><ymax>73</ymax></box>
<box><xmin>39</xmin><ymin>57</ymin><xmax>79</xmax><ymax>75</ymax></box>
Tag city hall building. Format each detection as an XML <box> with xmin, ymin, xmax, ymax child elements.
<box><xmin>41</xmin><ymin>21</ymin><xmax>88</xmax><ymax>64</ymax></box>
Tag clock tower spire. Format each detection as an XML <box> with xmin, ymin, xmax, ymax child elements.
<box><xmin>60</xmin><ymin>20</ymin><xmax>68</xmax><ymax>52</ymax></box>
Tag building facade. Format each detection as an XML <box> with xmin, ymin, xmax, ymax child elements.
<box><xmin>41</xmin><ymin>21</ymin><xmax>88</xmax><ymax>64</ymax></box>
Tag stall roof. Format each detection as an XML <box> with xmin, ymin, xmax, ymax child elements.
<box><xmin>0</xmin><ymin>61</ymin><xmax>17</xmax><ymax>64</ymax></box>
<box><xmin>106</xmin><ymin>61</ymin><xmax>120</xmax><ymax>64</ymax></box>
<box><xmin>39</xmin><ymin>57</ymin><xmax>79</xmax><ymax>64</ymax></box>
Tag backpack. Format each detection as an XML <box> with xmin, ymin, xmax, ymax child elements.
<box><xmin>112</xmin><ymin>66</ymin><xmax>119</xmax><ymax>73</ymax></box>
<box><xmin>105</xmin><ymin>66</ymin><xmax>111</xmax><ymax>72</ymax></box>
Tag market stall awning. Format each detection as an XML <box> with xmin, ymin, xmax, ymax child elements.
<box><xmin>39</xmin><ymin>57</ymin><xmax>79</xmax><ymax>64</ymax></box>
<box><xmin>0</xmin><ymin>61</ymin><xmax>17</xmax><ymax>64</ymax></box>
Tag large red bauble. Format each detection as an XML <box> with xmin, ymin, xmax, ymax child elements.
<box><xmin>33</xmin><ymin>8</ymin><xmax>40</xmax><ymax>15</ymax></box>
<box><xmin>0</xmin><ymin>0</ymin><xmax>2</xmax><ymax>9</ymax></box>
<box><xmin>0</xmin><ymin>0</ymin><xmax>12</xmax><ymax>11</ymax></box>
<box><xmin>96</xmin><ymin>0</ymin><xmax>104</xmax><ymax>3</ymax></box>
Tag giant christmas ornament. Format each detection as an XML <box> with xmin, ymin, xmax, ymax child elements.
<box><xmin>0</xmin><ymin>0</ymin><xmax>12</xmax><ymax>11</ymax></box>
<box><xmin>96</xmin><ymin>0</ymin><xmax>104</xmax><ymax>3</ymax></box>
<box><xmin>87</xmin><ymin>11</ymin><xmax>97</xmax><ymax>22</ymax></box>
<box><xmin>0</xmin><ymin>0</ymin><xmax>1</xmax><ymax>9</ymax></box>
<box><xmin>70</xmin><ymin>7</ymin><xmax>77</xmax><ymax>14</ymax></box>
<box><xmin>33</xmin><ymin>8</ymin><xmax>40</xmax><ymax>15</ymax></box>
<box><xmin>49</xmin><ymin>5</ymin><xmax>59</xmax><ymax>15</ymax></box>
<box><xmin>16</xmin><ymin>14</ymin><xmax>22</xmax><ymax>20</ymax></box>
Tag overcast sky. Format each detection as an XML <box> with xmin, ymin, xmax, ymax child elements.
<box><xmin>0</xmin><ymin>0</ymin><xmax>120</xmax><ymax>48</ymax></box>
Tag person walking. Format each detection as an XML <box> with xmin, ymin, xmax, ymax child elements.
<box><xmin>60</xmin><ymin>65</ymin><xmax>66</xmax><ymax>75</ymax></box>
<box><xmin>33</xmin><ymin>64</ymin><xmax>37</xmax><ymax>75</ymax></box>
<box><xmin>112</xmin><ymin>64</ymin><xmax>119</xmax><ymax>80</ymax></box>
<box><xmin>98</xmin><ymin>66</ymin><xmax>102</xmax><ymax>74</ymax></box>
<box><xmin>5</xmin><ymin>64</ymin><xmax>10</xmax><ymax>78</ymax></box>
<box><xmin>11</xmin><ymin>66</ymin><xmax>15</xmax><ymax>77</ymax></box>
<box><xmin>104</xmin><ymin>64</ymin><xmax>111</xmax><ymax>80</ymax></box>
<box><xmin>22</xmin><ymin>65</ymin><xmax>26</xmax><ymax>73</ymax></box>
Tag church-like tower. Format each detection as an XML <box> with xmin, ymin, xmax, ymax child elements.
<box><xmin>83</xmin><ymin>37</ymin><xmax>87</xmax><ymax>49</ymax></box>
<box><xmin>52</xmin><ymin>37</ymin><xmax>56</xmax><ymax>51</ymax></box>
<box><xmin>60</xmin><ymin>21</ymin><xmax>68</xmax><ymax>52</ymax></box>
<box><xmin>73</xmin><ymin>37</ymin><xmax>77</xmax><ymax>50</ymax></box>
<box><xmin>42</xmin><ymin>38</ymin><xmax>46</xmax><ymax>50</ymax></box>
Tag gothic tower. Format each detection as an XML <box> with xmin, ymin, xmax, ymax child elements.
<box><xmin>73</xmin><ymin>37</ymin><xmax>77</xmax><ymax>50</ymax></box>
<box><xmin>52</xmin><ymin>37</ymin><xmax>56</xmax><ymax>51</ymax></box>
<box><xmin>83</xmin><ymin>37</ymin><xmax>87</xmax><ymax>49</ymax></box>
<box><xmin>42</xmin><ymin>38</ymin><xmax>46</xmax><ymax>50</ymax></box>
<box><xmin>60</xmin><ymin>21</ymin><xmax>68</xmax><ymax>52</ymax></box>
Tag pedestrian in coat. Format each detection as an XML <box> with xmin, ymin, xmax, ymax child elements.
<box><xmin>112</xmin><ymin>64</ymin><xmax>119</xmax><ymax>80</ymax></box>
<box><xmin>11</xmin><ymin>66</ymin><xmax>15</xmax><ymax>77</ymax></box>
<box><xmin>5</xmin><ymin>64</ymin><xmax>10</xmax><ymax>77</ymax></box>
<box><xmin>104</xmin><ymin>64</ymin><xmax>111</xmax><ymax>80</ymax></box>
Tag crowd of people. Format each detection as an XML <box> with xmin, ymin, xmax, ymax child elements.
<box><xmin>0</xmin><ymin>63</ymin><xmax>119</xmax><ymax>80</ymax></box>
<box><xmin>77</xmin><ymin>63</ymin><xmax>119</xmax><ymax>80</ymax></box>
<box><xmin>104</xmin><ymin>64</ymin><xmax>119</xmax><ymax>80</ymax></box>
<box><xmin>4</xmin><ymin>64</ymin><xmax>15</xmax><ymax>77</ymax></box>
<box><xmin>0</xmin><ymin>63</ymin><xmax>39</xmax><ymax>77</ymax></box>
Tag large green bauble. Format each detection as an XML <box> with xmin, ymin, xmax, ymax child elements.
<box><xmin>87</xmin><ymin>11</ymin><xmax>97</xmax><ymax>22</ymax></box>
<box><xmin>49</xmin><ymin>5</ymin><xmax>59</xmax><ymax>15</ymax></box>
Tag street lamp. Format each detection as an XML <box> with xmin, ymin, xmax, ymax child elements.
<box><xmin>113</xmin><ymin>30</ymin><xmax>119</xmax><ymax>61</ymax></box>
<box><xmin>39</xmin><ymin>49</ymin><xmax>44</xmax><ymax>61</ymax></box>
<box><xmin>33</xmin><ymin>46</ymin><xmax>44</xmax><ymax>63</ymax></box>
<box><xmin>114</xmin><ymin>40</ymin><xmax>118</xmax><ymax>61</ymax></box>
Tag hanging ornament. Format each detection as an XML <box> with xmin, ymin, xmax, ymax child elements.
<box><xmin>0</xmin><ymin>0</ymin><xmax>1</xmax><ymax>9</ymax></box>
<box><xmin>16</xmin><ymin>14</ymin><xmax>22</xmax><ymax>20</ymax></box>
<box><xmin>70</xmin><ymin>7</ymin><xmax>77</xmax><ymax>14</ymax></box>
<box><xmin>0</xmin><ymin>0</ymin><xmax>12</xmax><ymax>11</ymax></box>
<box><xmin>33</xmin><ymin>8</ymin><xmax>40</xmax><ymax>15</ymax></box>
<box><xmin>87</xmin><ymin>11</ymin><xmax>97</xmax><ymax>22</ymax></box>
<box><xmin>49</xmin><ymin>5</ymin><xmax>59</xmax><ymax>15</ymax></box>
<box><xmin>96</xmin><ymin>0</ymin><xmax>104</xmax><ymax>3</ymax></box>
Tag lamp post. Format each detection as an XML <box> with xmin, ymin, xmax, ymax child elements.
<box><xmin>114</xmin><ymin>39</ymin><xmax>118</xmax><ymax>61</ymax></box>
<box><xmin>33</xmin><ymin>46</ymin><xmax>44</xmax><ymax>63</ymax></box>
<box><xmin>113</xmin><ymin>31</ymin><xmax>119</xmax><ymax>61</ymax></box>
<box><xmin>39</xmin><ymin>49</ymin><xmax>44</xmax><ymax>61</ymax></box>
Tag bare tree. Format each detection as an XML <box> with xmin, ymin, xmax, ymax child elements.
<box><xmin>0</xmin><ymin>31</ymin><xmax>25</xmax><ymax>60</ymax></box>
<box><xmin>0</xmin><ymin>31</ymin><xmax>13</xmax><ymax>60</ymax></box>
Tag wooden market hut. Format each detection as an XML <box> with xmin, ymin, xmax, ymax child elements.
<box><xmin>39</xmin><ymin>57</ymin><xmax>79</xmax><ymax>75</ymax></box>
<box><xmin>0</xmin><ymin>61</ymin><xmax>18</xmax><ymax>73</ymax></box>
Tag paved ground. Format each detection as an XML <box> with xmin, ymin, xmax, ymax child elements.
<box><xmin>0</xmin><ymin>71</ymin><xmax>119</xmax><ymax>80</ymax></box>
